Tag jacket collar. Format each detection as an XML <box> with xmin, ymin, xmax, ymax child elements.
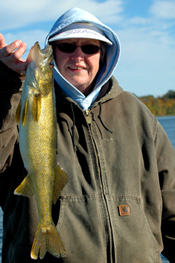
<box><xmin>54</xmin><ymin>76</ymin><xmax>123</xmax><ymax>110</ymax></box>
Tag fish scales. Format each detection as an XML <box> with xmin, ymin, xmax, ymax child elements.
<box><xmin>14</xmin><ymin>42</ymin><xmax>68</xmax><ymax>260</ymax></box>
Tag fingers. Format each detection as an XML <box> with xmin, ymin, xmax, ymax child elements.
<box><xmin>5</xmin><ymin>41</ymin><xmax>28</xmax><ymax>73</ymax></box>
<box><xmin>0</xmin><ymin>34</ymin><xmax>28</xmax><ymax>74</ymax></box>
<box><xmin>1</xmin><ymin>40</ymin><xmax>22</xmax><ymax>57</ymax></box>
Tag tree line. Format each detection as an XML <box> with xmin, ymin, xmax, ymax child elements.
<box><xmin>138</xmin><ymin>90</ymin><xmax>175</xmax><ymax>116</ymax></box>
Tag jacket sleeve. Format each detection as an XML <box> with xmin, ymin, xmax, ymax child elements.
<box><xmin>155</xmin><ymin>121</ymin><xmax>175</xmax><ymax>262</ymax></box>
<box><xmin>0</xmin><ymin>61</ymin><xmax>22</xmax><ymax>173</ymax></box>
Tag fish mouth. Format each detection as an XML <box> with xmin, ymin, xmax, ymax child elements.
<box><xmin>34</xmin><ymin>42</ymin><xmax>53</xmax><ymax>65</ymax></box>
<box><xmin>26</xmin><ymin>41</ymin><xmax>54</xmax><ymax>91</ymax></box>
<box><xmin>27</xmin><ymin>42</ymin><xmax>53</xmax><ymax>69</ymax></box>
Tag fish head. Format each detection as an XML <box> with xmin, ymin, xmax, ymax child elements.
<box><xmin>27</xmin><ymin>42</ymin><xmax>54</xmax><ymax>95</ymax></box>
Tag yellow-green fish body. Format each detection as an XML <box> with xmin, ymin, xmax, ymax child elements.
<box><xmin>15</xmin><ymin>42</ymin><xmax>68</xmax><ymax>260</ymax></box>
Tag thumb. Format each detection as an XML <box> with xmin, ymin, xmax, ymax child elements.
<box><xmin>0</xmin><ymin>33</ymin><xmax>6</xmax><ymax>49</ymax></box>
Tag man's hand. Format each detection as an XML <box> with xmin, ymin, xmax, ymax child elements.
<box><xmin>0</xmin><ymin>33</ymin><xmax>28</xmax><ymax>75</ymax></box>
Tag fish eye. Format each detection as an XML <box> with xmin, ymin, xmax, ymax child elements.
<box><xmin>49</xmin><ymin>61</ymin><xmax>54</xmax><ymax>68</ymax></box>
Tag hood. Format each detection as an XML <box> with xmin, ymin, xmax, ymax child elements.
<box><xmin>45</xmin><ymin>7</ymin><xmax>121</xmax><ymax>110</ymax></box>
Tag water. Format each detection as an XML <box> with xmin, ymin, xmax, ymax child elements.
<box><xmin>158</xmin><ymin>116</ymin><xmax>175</xmax><ymax>263</ymax></box>
<box><xmin>0</xmin><ymin>116</ymin><xmax>174</xmax><ymax>263</ymax></box>
<box><xmin>0</xmin><ymin>209</ymin><xmax>2</xmax><ymax>263</ymax></box>
<box><xmin>157</xmin><ymin>116</ymin><xmax>175</xmax><ymax>149</ymax></box>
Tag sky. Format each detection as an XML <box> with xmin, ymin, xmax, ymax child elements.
<box><xmin>1</xmin><ymin>0</ymin><xmax>175</xmax><ymax>97</ymax></box>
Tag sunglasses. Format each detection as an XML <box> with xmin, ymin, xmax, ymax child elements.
<box><xmin>53</xmin><ymin>43</ymin><xmax>102</xmax><ymax>55</ymax></box>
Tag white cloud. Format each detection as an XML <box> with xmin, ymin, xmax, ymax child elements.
<box><xmin>87</xmin><ymin>0</ymin><xmax>123</xmax><ymax>24</ymax></box>
<box><xmin>111</xmin><ymin>0</ymin><xmax>175</xmax><ymax>97</ymax></box>
<box><xmin>0</xmin><ymin>0</ymin><xmax>123</xmax><ymax>31</ymax></box>
<box><xmin>150</xmin><ymin>0</ymin><xmax>175</xmax><ymax>19</ymax></box>
<box><xmin>114</xmin><ymin>19</ymin><xmax>175</xmax><ymax>96</ymax></box>
<box><xmin>1</xmin><ymin>0</ymin><xmax>66</xmax><ymax>31</ymax></box>
<box><xmin>3</xmin><ymin>30</ymin><xmax>48</xmax><ymax>55</ymax></box>
<box><xmin>1</xmin><ymin>0</ymin><xmax>124</xmax><ymax>58</ymax></box>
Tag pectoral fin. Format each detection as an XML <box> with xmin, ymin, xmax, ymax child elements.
<box><xmin>52</xmin><ymin>164</ymin><xmax>68</xmax><ymax>204</ymax></box>
<box><xmin>15</xmin><ymin>101</ymin><xmax>22</xmax><ymax>123</ymax></box>
<box><xmin>22</xmin><ymin>98</ymin><xmax>29</xmax><ymax>125</ymax></box>
<box><xmin>32</xmin><ymin>93</ymin><xmax>41</xmax><ymax>122</ymax></box>
<box><xmin>14</xmin><ymin>174</ymin><xmax>34</xmax><ymax>197</ymax></box>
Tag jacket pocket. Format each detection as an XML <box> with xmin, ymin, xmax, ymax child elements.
<box><xmin>107</xmin><ymin>196</ymin><xmax>161</xmax><ymax>263</ymax></box>
<box><xmin>55</xmin><ymin>195</ymin><xmax>108</xmax><ymax>263</ymax></box>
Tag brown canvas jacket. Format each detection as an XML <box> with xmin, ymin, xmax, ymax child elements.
<box><xmin>0</xmin><ymin>61</ymin><xmax>175</xmax><ymax>263</ymax></box>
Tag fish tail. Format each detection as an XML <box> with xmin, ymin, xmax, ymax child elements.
<box><xmin>31</xmin><ymin>223</ymin><xmax>66</xmax><ymax>260</ymax></box>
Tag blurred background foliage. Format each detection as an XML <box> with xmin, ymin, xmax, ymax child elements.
<box><xmin>138</xmin><ymin>90</ymin><xmax>175</xmax><ymax>116</ymax></box>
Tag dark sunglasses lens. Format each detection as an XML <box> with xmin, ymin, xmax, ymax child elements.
<box><xmin>82</xmin><ymin>45</ymin><xmax>100</xmax><ymax>54</ymax></box>
<box><xmin>57</xmin><ymin>43</ymin><xmax>76</xmax><ymax>53</ymax></box>
<box><xmin>56</xmin><ymin>43</ymin><xmax>100</xmax><ymax>54</ymax></box>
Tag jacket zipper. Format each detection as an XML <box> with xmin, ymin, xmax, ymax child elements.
<box><xmin>84</xmin><ymin>109</ymin><xmax>92</xmax><ymax>125</ymax></box>
<box><xmin>84</xmin><ymin>109</ymin><xmax>114</xmax><ymax>263</ymax></box>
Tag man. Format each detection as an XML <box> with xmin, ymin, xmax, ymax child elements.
<box><xmin>0</xmin><ymin>7</ymin><xmax>175</xmax><ymax>263</ymax></box>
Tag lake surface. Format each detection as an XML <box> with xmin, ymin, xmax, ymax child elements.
<box><xmin>157</xmin><ymin>116</ymin><xmax>175</xmax><ymax>149</ymax></box>
<box><xmin>158</xmin><ymin>116</ymin><xmax>175</xmax><ymax>262</ymax></box>
<box><xmin>0</xmin><ymin>116</ymin><xmax>174</xmax><ymax>262</ymax></box>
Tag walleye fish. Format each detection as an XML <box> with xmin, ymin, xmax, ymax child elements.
<box><xmin>15</xmin><ymin>42</ymin><xmax>68</xmax><ymax>260</ymax></box>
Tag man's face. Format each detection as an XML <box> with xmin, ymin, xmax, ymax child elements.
<box><xmin>54</xmin><ymin>38</ymin><xmax>101</xmax><ymax>95</ymax></box>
